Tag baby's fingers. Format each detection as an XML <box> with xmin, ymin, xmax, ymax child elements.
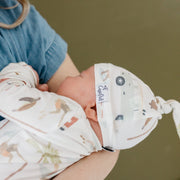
<box><xmin>37</xmin><ymin>84</ymin><xmax>48</xmax><ymax>91</ymax></box>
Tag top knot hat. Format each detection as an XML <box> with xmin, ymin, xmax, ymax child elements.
<box><xmin>95</xmin><ymin>63</ymin><xmax>180</xmax><ymax>151</ymax></box>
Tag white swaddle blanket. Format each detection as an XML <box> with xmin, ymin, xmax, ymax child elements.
<box><xmin>0</xmin><ymin>62</ymin><xmax>102</xmax><ymax>180</ymax></box>
<box><xmin>0</xmin><ymin>62</ymin><xmax>179</xmax><ymax>179</ymax></box>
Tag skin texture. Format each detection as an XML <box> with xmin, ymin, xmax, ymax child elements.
<box><xmin>57</xmin><ymin>65</ymin><xmax>103</xmax><ymax>145</ymax></box>
<box><xmin>53</xmin><ymin>149</ymin><xmax>120</xmax><ymax>180</ymax></box>
<box><xmin>57</xmin><ymin>66</ymin><xmax>95</xmax><ymax>109</ymax></box>
<box><xmin>45</xmin><ymin>53</ymin><xmax>120</xmax><ymax>180</ymax></box>
<box><xmin>47</xmin><ymin>54</ymin><xmax>80</xmax><ymax>93</ymax></box>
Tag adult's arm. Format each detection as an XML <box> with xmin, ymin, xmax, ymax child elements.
<box><xmin>47</xmin><ymin>53</ymin><xmax>79</xmax><ymax>93</ymax></box>
<box><xmin>48</xmin><ymin>53</ymin><xmax>120</xmax><ymax>180</ymax></box>
<box><xmin>54</xmin><ymin>150</ymin><xmax>120</xmax><ymax>180</ymax></box>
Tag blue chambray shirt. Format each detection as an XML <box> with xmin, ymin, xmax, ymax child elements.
<box><xmin>0</xmin><ymin>0</ymin><xmax>68</xmax><ymax>120</ymax></box>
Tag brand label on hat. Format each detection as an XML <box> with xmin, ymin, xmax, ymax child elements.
<box><xmin>96</xmin><ymin>83</ymin><xmax>109</xmax><ymax>103</ymax></box>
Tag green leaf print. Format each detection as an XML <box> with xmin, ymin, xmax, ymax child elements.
<box><xmin>19</xmin><ymin>97</ymin><xmax>41</xmax><ymax>103</ymax></box>
<box><xmin>26</xmin><ymin>139</ymin><xmax>61</xmax><ymax>169</ymax></box>
<box><xmin>13</xmin><ymin>97</ymin><xmax>41</xmax><ymax>111</ymax></box>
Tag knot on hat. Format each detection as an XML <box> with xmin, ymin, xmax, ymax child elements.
<box><xmin>156</xmin><ymin>96</ymin><xmax>180</xmax><ymax>138</ymax></box>
<box><xmin>95</xmin><ymin>63</ymin><xmax>180</xmax><ymax>150</ymax></box>
<box><xmin>156</xmin><ymin>96</ymin><xmax>173</xmax><ymax>114</ymax></box>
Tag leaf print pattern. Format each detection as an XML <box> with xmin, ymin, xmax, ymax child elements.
<box><xmin>27</xmin><ymin>139</ymin><xmax>61</xmax><ymax>170</ymax></box>
<box><xmin>39</xmin><ymin>99</ymin><xmax>62</xmax><ymax>119</ymax></box>
<box><xmin>52</xmin><ymin>99</ymin><xmax>71</xmax><ymax>127</ymax></box>
<box><xmin>13</xmin><ymin>102</ymin><xmax>36</xmax><ymax>111</ymax></box>
<box><xmin>19</xmin><ymin>97</ymin><xmax>40</xmax><ymax>103</ymax></box>
<box><xmin>39</xmin><ymin>99</ymin><xmax>71</xmax><ymax>120</ymax></box>
<box><xmin>13</xmin><ymin>97</ymin><xmax>41</xmax><ymax>111</ymax></box>
<box><xmin>50</xmin><ymin>99</ymin><xmax>61</xmax><ymax>113</ymax></box>
<box><xmin>51</xmin><ymin>99</ymin><xmax>70</xmax><ymax>114</ymax></box>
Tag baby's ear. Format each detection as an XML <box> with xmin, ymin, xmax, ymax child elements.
<box><xmin>84</xmin><ymin>102</ymin><xmax>97</xmax><ymax>122</ymax></box>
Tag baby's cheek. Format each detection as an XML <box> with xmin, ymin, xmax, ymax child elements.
<box><xmin>56</xmin><ymin>84</ymin><xmax>71</xmax><ymax>97</ymax></box>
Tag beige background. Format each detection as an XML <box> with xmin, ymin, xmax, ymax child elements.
<box><xmin>30</xmin><ymin>0</ymin><xmax>180</xmax><ymax>179</ymax></box>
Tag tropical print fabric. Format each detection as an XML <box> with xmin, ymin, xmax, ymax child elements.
<box><xmin>0</xmin><ymin>62</ymin><xmax>102</xmax><ymax>179</ymax></box>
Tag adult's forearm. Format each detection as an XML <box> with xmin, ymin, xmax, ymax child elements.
<box><xmin>53</xmin><ymin>150</ymin><xmax>120</xmax><ymax>180</ymax></box>
<box><xmin>47</xmin><ymin>53</ymin><xmax>79</xmax><ymax>93</ymax></box>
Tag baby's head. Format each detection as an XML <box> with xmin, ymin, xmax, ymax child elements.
<box><xmin>57</xmin><ymin>65</ymin><xmax>96</xmax><ymax>109</ymax></box>
<box><xmin>57</xmin><ymin>63</ymin><xmax>180</xmax><ymax>151</ymax></box>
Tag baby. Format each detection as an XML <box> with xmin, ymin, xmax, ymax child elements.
<box><xmin>0</xmin><ymin>62</ymin><xmax>179</xmax><ymax>179</ymax></box>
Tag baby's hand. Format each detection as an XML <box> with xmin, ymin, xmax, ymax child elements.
<box><xmin>37</xmin><ymin>84</ymin><xmax>48</xmax><ymax>92</ymax></box>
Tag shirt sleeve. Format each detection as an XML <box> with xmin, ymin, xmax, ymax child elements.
<box><xmin>0</xmin><ymin>4</ymin><xmax>68</xmax><ymax>85</ymax></box>
<box><xmin>26</xmin><ymin>5</ymin><xmax>68</xmax><ymax>84</ymax></box>
<box><xmin>42</xmin><ymin>33</ymin><xmax>68</xmax><ymax>83</ymax></box>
